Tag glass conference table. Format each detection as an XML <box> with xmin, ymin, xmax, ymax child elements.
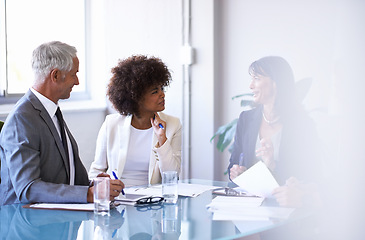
<box><xmin>0</xmin><ymin>179</ymin><xmax>315</xmax><ymax>240</ymax></box>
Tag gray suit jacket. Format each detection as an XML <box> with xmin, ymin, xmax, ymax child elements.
<box><xmin>0</xmin><ymin>90</ymin><xmax>90</xmax><ymax>205</ymax></box>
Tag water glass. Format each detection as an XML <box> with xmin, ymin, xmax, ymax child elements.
<box><xmin>94</xmin><ymin>177</ymin><xmax>110</xmax><ymax>216</ymax></box>
<box><xmin>162</xmin><ymin>171</ymin><xmax>178</xmax><ymax>204</ymax></box>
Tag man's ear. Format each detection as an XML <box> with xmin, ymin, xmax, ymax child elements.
<box><xmin>50</xmin><ymin>69</ymin><xmax>60</xmax><ymax>83</ymax></box>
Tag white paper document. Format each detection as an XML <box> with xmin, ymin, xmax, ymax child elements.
<box><xmin>124</xmin><ymin>183</ymin><xmax>220</xmax><ymax>197</ymax></box>
<box><xmin>114</xmin><ymin>193</ymin><xmax>152</xmax><ymax>206</ymax></box>
<box><xmin>233</xmin><ymin>220</ymin><xmax>274</xmax><ymax>232</ymax></box>
<box><xmin>207</xmin><ymin>193</ymin><xmax>294</xmax><ymax>221</ymax></box>
<box><xmin>207</xmin><ymin>195</ymin><xmax>265</xmax><ymax>209</ymax></box>
<box><xmin>213</xmin><ymin>206</ymin><xmax>295</xmax><ymax>221</ymax></box>
<box><xmin>27</xmin><ymin>203</ymin><xmax>95</xmax><ymax>211</ymax></box>
<box><xmin>233</xmin><ymin>161</ymin><xmax>279</xmax><ymax>197</ymax></box>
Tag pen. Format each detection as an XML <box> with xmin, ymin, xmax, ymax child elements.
<box><xmin>112</xmin><ymin>171</ymin><xmax>125</xmax><ymax>195</ymax></box>
<box><xmin>112</xmin><ymin>229</ymin><xmax>117</xmax><ymax>238</ymax></box>
<box><xmin>153</xmin><ymin>114</ymin><xmax>164</xmax><ymax>129</ymax></box>
<box><xmin>239</xmin><ymin>153</ymin><xmax>244</xmax><ymax>166</ymax></box>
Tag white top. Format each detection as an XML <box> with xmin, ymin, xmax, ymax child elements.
<box><xmin>122</xmin><ymin>126</ymin><xmax>153</xmax><ymax>187</ymax></box>
<box><xmin>30</xmin><ymin>88</ymin><xmax>75</xmax><ymax>185</ymax></box>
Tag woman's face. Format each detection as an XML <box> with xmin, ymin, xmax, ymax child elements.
<box><xmin>249</xmin><ymin>74</ymin><xmax>276</xmax><ymax>105</ymax></box>
<box><xmin>139</xmin><ymin>85</ymin><xmax>165</xmax><ymax>114</ymax></box>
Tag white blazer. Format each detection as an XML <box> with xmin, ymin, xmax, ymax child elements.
<box><xmin>88</xmin><ymin>112</ymin><xmax>182</xmax><ymax>184</ymax></box>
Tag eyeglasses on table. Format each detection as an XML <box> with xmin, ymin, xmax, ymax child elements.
<box><xmin>135</xmin><ymin>197</ymin><xmax>164</xmax><ymax>212</ymax></box>
<box><xmin>136</xmin><ymin>196</ymin><xmax>164</xmax><ymax>205</ymax></box>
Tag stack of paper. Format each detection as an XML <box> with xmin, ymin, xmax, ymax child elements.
<box><xmin>206</xmin><ymin>196</ymin><xmax>295</xmax><ymax>221</ymax></box>
<box><xmin>114</xmin><ymin>193</ymin><xmax>153</xmax><ymax>206</ymax></box>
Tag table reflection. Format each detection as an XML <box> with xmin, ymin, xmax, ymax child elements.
<box><xmin>91</xmin><ymin>201</ymin><xmax>181</xmax><ymax>240</ymax></box>
<box><xmin>1</xmin><ymin>204</ymin><xmax>90</xmax><ymax>240</ymax></box>
<box><xmin>0</xmin><ymin>180</ymin><xmax>311</xmax><ymax>240</ymax></box>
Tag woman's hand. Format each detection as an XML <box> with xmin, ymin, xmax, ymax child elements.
<box><xmin>256</xmin><ymin>138</ymin><xmax>275</xmax><ymax>171</ymax></box>
<box><xmin>230</xmin><ymin>164</ymin><xmax>247</xmax><ymax>180</ymax></box>
<box><xmin>151</xmin><ymin>112</ymin><xmax>167</xmax><ymax>147</ymax></box>
<box><xmin>272</xmin><ymin>177</ymin><xmax>304</xmax><ymax>207</ymax></box>
<box><xmin>273</xmin><ymin>177</ymin><xmax>322</xmax><ymax>208</ymax></box>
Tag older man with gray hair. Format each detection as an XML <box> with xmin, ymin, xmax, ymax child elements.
<box><xmin>0</xmin><ymin>41</ymin><xmax>124</xmax><ymax>205</ymax></box>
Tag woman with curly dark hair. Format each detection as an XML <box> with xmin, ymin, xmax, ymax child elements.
<box><xmin>89</xmin><ymin>55</ymin><xmax>182</xmax><ymax>186</ymax></box>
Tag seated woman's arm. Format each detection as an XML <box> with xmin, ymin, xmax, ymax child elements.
<box><xmin>153</xmin><ymin>116</ymin><xmax>182</xmax><ymax>175</ymax></box>
<box><xmin>272</xmin><ymin>177</ymin><xmax>322</xmax><ymax>208</ymax></box>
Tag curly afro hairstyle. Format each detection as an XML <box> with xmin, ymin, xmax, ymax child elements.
<box><xmin>107</xmin><ymin>55</ymin><xmax>172</xmax><ymax>116</ymax></box>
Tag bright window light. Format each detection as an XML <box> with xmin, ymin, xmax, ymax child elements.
<box><xmin>4</xmin><ymin>0</ymin><xmax>86</xmax><ymax>95</ymax></box>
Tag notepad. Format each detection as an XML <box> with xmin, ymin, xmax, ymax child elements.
<box><xmin>113</xmin><ymin>193</ymin><xmax>152</xmax><ymax>206</ymax></box>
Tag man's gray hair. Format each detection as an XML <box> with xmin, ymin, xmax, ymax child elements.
<box><xmin>31</xmin><ymin>41</ymin><xmax>77</xmax><ymax>79</ymax></box>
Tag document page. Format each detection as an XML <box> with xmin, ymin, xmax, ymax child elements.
<box><xmin>24</xmin><ymin>203</ymin><xmax>95</xmax><ymax>211</ymax></box>
<box><xmin>232</xmin><ymin>161</ymin><xmax>279</xmax><ymax>197</ymax></box>
<box><xmin>124</xmin><ymin>183</ymin><xmax>220</xmax><ymax>197</ymax></box>
<box><xmin>211</xmin><ymin>206</ymin><xmax>295</xmax><ymax>221</ymax></box>
<box><xmin>114</xmin><ymin>193</ymin><xmax>152</xmax><ymax>206</ymax></box>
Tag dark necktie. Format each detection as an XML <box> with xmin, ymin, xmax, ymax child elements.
<box><xmin>55</xmin><ymin>107</ymin><xmax>69</xmax><ymax>160</ymax></box>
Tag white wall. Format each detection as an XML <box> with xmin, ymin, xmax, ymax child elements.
<box><xmin>103</xmin><ymin>0</ymin><xmax>183</xmax><ymax>119</ymax></box>
<box><xmin>189</xmin><ymin>0</ymin><xmax>216</xmax><ymax>180</ymax></box>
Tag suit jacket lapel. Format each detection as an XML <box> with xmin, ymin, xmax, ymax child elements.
<box><xmin>149</xmin><ymin>124</ymin><xmax>159</xmax><ymax>184</ymax></box>
<box><xmin>247</xmin><ymin>106</ymin><xmax>262</xmax><ymax>167</ymax></box>
<box><xmin>117</xmin><ymin>115</ymin><xmax>132</xmax><ymax>176</ymax></box>
<box><xmin>27</xmin><ymin>90</ymin><xmax>70</xmax><ymax>179</ymax></box>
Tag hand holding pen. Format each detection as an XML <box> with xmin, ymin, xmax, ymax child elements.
<box><xmin>229</xmin><ymin>153</ymin><xmax>247</xmax><ymax>180</ymax></box>
<box><xmin>152</xmin><ymin>113</ymin><xmax>165</xmax><ymax>129</ymax></box>
<box><xmin>112</xmin><ymin>171</ymin><xmax>125</xmax><ymax>196</ymax></box>
<box><xmin>151</xmin><ymin>113</ymin><xmax>167</xmax><ymax>147</ymax></box>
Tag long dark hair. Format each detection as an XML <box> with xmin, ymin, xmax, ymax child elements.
<box><xmin>249</xmin><ymin>56</ymin><xmax>298</xmax><ymax>122</ymax></box>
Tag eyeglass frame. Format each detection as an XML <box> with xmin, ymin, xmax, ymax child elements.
<box><xmin>136</xmin><ymin>196</ymin><xmax>164</xmax><ymax>205</ymax></box>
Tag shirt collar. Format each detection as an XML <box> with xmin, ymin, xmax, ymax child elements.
<box><xmin>30</xmin><ymin>88</ymin><xmax>59</xmax><ymax>118</ymax></box>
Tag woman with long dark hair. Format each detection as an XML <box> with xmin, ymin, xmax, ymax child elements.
<box><xmin>228</xmin><ymin>56</ymin><xmax>321</xmax><ymax>207</ymax></box>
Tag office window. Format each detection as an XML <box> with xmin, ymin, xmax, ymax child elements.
<box><xmin>0</xmin><ymin>0</ymin><xmax>86</xmax><ymax>98</ymax></box>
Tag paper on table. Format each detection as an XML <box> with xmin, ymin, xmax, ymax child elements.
<box><xmin>124</xmin><ymin>183</ymin><xmax>220</xmax><ymax>197</ymax></box>
<box><xmin>177</xmin><ymin>183</ymin><xmax>221</xmax><ymax>197</ymax></box>
<box><xmin>24</xmin><ymin>203</ymin><xmax>95</xmax><ymax>211</ymax></box>
<box><xmin>210</xmin><ymin>206</ymin><xmax>295</xmax><ymax>221</ymax></box>
<box><xmin>233</xmin><ymin>220</ymin><xmax>274</xmax><ymax>232</ymax></box>
<box><xmin>113</xmin><ymin>193</ymin><xmax>152</xmax><ymax>206</ymax></box>
<box><xmin>207</xmin><ymin>195</ymin><xmax>264</xmax><ymax>209</ymax></box>
<box><xmin>233</xmin><ymin>161</ymin><xmax>279</xmax><ymax>197</ymax></box>
<box><xmin>207</xmin><ymin>195</ymin><xmax>265</xmax><ymax>221</ymax></box>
